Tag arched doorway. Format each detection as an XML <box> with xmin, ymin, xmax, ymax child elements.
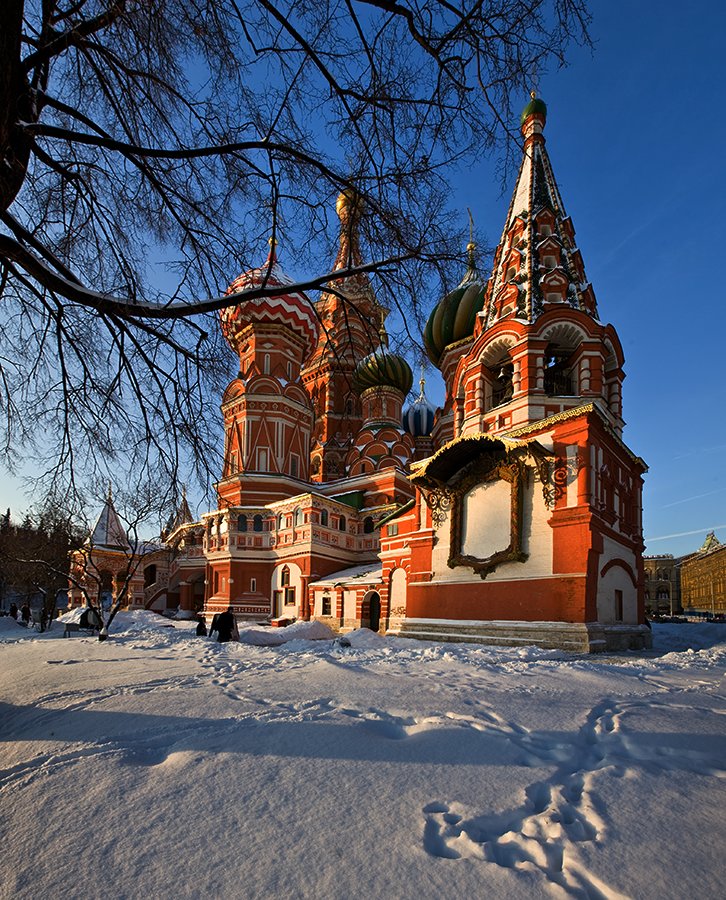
<box><xmin>363</xmin><ymin>590</ymin><xmax>381</xmax><ymax>633</ymax></box>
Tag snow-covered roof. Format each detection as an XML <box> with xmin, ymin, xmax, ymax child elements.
<box><xmin>309</xmin><ymin>562</ymin><xmax>382</xmax><ymax>588</ymax></box>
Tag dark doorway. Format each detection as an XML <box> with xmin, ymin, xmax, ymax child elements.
<box><xmin>368</xmin><ymin>591</ymin><xmax>381</xmax><ymax>633</ymax></box>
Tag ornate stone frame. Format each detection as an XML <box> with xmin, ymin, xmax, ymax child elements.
<box><xmin>447</xmin><ymin>458</ymin><xmax>528</xmax><ymax>579</ymax></box>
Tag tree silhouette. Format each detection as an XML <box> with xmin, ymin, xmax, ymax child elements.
<box><xmin>0</xmin><ymin>0</ymin><xmax>591</xmax><ymax>499</ymax></box>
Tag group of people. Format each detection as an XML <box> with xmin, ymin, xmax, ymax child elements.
<box><xmin>6</xmin><ymin>603</ymin><xmax>32</xmax><ymax>627</ymax></box>
<box><xmin>195</xmin><ymin>607</ymin><xmax>239</xmax><ymax>643</ymax></box>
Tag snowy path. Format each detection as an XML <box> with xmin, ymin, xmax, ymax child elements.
<box><xmin>1</xmin><ymin>616</ymin><xmax>725</xmax><ymax>899</ymax></box>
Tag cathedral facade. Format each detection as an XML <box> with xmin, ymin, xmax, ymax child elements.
<box><xmin>77</xmin><ymin>96</ymin><xmax>651</xmax><ymax>652</ymax></box>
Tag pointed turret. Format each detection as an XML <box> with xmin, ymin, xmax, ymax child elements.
<box><xmin>301</xmin><ymin>189</ymin><xmax>389</xmax><ymax>481</ymax></box>
<box><xmin>88</xmin><ymin>488</ymin><xmax>130</xmax><ymax>550</ymax></box>
<box><xmin>446</xmin><ymin>95</ymin><xmax>627</xmax><ymax>440</ymax></box>
<box><xmin>479</xmin><ymin>93</ymin><xmax>597</xmax><ymax>331</ymax></box>
<box><xmin>164</xmin><ymin>486</ymin><xmax>194</xmax><ymax>538</ymax></box>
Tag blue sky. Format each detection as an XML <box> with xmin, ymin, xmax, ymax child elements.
<box><xmin>2</xmin><ymin>1</ymin><xmax>723</xmax><ymax>559</ymax></box>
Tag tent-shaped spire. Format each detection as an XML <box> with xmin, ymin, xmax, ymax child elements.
<box><xmin>164</xmin><ymin>487</ymin><xmax>194</xmax><ymax>537</ymax></box>
<box><xmin>88</xmin><ymin>486</ymin><xmax>130</xmax><ymax>550</ymax></box>
<box><xmin>481</xmin><ymin>94</ymin><xmax>598</xmax><ymax>329</ymax></box>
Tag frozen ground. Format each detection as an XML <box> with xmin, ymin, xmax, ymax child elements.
<box><xmin>1</xmin><ymin>614</ymin><xmax>725</xmax><ymax>900</ymax></box>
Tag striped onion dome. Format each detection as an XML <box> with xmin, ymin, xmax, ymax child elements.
<box><xmin>403</xmin><ymin>376</ymin><xmax>436</xmax><ymax>437</ymax></box>
<box><xmin>423</xmin><ymin>242</ymin><xmax>486</xmax><ymax>368</ymax></box>
<box><xmin>352</xmin><ymin>348</ymin><xmax>413</xmax><ymax>397</ymax></box>
<box><xmin>220</xmin><ymin>243</ymin><xmax>319</xmax><ymax>356</ymax></box>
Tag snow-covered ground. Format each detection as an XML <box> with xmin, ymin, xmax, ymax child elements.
<box><xmin>1</xmin><ymin>615</ymin><xmax>724</xmax><ymax>899</ymax></box>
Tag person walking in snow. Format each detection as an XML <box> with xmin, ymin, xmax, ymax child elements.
<box><xmin>20</xmin><ymin>603</ymin><xmax>31</xmax><ymax>626</ymax></box>
<box><xmin>195</xmin><ymin>614</ymin><xmax>207</xmax><ymax>637</ymax></box>
<box><xmin>216</xmin><ymin>607</ymin><xmax>236</xmax><ymax>643</ymax></box>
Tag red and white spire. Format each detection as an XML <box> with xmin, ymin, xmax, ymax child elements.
<box><xmin>479</xmin><ymin>93</ymin><xmax>598</xmax><ymax>331</ymax></box>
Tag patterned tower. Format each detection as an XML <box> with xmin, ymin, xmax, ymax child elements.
<box><xmin>388</xmin><ymin>94</ymin><xmax>650</xmax><ymax>653</ymax></box>
<box><xmin>218</xmin><ymin>242</ymin><xmax>319</xmax><ymax>506</ymax></box>
<box><xmin>447</xmin><ymin>93</ymin><xmax>625</xmax><ymax>439</ymax></box>
<box><xmin>345</xmin><ymin>321</ymin><xmax>415</xmax><ymax>476</ymax></box>
<box><xmin>301</xmin><ymin>190</ymin><xmax>388</xmax><ymax>481</ymax></box>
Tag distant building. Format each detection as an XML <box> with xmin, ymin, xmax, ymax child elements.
<box><xmin>643</xmin><ymin>554</ymin><xmax>682</xmax><ymax>615</ymax></box>
<box><xmin>681</xmin><ymin>532</ymin><xmax>726</xmax><ymax>616</ymax></box>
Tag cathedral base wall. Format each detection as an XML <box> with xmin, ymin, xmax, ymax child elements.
<box><xmin>387</xmin><ymin>617</ymin><xmax>652</xmax><ymax>653</ymax></box>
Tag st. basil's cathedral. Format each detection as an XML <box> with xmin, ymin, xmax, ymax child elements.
<box><xmin>70</xmin><ymin>97</ymin><xmax>651</xmax><ymax>652</ymax></box>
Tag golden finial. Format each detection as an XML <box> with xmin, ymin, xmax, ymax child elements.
<box><xmin>419</xmin><ymin>364</ymin><xmax>426</xmax><ymax>397</ymax></box>
<box><xmin>378</xmin><ymin>310</ymin><xmax>389</xmax><ymax>348</ymax></box>
<box><xmin>466</xmin><ymin>208</ymin><xmax>476</xmax><ymax>264</ymax></box>
<box><xmin>530</xmin><ymin>89</ymin><xmax>537</xmax><ymax>100</ymax></box>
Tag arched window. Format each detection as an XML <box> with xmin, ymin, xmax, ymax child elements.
<box><xmin>237</xmin><ymin>514</ymin><xmax>248</xmax><ymax>533</ymax></box>
<box><xmin>320</xmin><ymin>509</ymin><xmax>328</xmax><ymax>527</ymax></box>
<box><xmin>363</xmin><ymin>516</ymin><xmax>375</xmax><ymax>534</ymax></box>
<box><xmin>278</xmin><ymin>513</ymin><xmax>284</xmax><ymax>530</ymax></box>
<box><xmin>263</xmin><ymin>353</ymin><xmax>270</xmax><ymax>374</ymax></box>
<box><xmin>338</xmin><ymin>515</ymin><xmax>346</xmax><ymax>532</ymax></box>
<box><xmin>294</xmin><ymin>507</ymin><xmax>303</xmax><ymax>526</ymax></box>
<box><xmin>253</xmin><ymin>514</ymin><xmax>263</xmax><ymax>532</ymax></box>
<box><xmin>491</xmin><ymin>361</ymin><xmax>514</xmax><ymax>408</ymax></box>
<box><xmin>543</xmin><ymin>345</ymin><xmax>573</xmax><ymax>397</ymax></box>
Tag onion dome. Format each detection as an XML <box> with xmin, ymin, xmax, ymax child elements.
<box><xmin>352</xmin><ymin>317</ymin><xmax>414</xmax><ymax>396</ymax></box>
<box><xmin>520</xmin><ymin>91</ymin><xmax>547</xmax><ymax>127</ymax></box>
<box><xmin>220</xmin><ymin>241</ymin><xmax>319</xmax><ymax>356</ymax></box>
<box><xmin>423</xmin><ymin>241</ymin><xmax>486</xmax><ymax>368</ymax></box>
<box><xmin>403</xmin><ymin>374</ymin><xmax>436</xmax><ymax>437</ymax></box>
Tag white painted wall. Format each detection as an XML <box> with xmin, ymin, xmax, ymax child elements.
<box><xmin>596</xmin><ymin>536</ymin><xmax>638</xmax><ymax>624</ymax></box>
<box><xmin>430</xmin><ymin>472</ymin><xmax>554</xmax><ymax>583</ymax></box>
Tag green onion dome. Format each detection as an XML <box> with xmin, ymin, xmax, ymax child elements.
<box><xmin>423</xmin><ymin>243</ymin><xmax>486</xmax><ymax>368</ymax></box>
<box><xmin>352</xmin><ymin>348</ymin><xmax>413</xmax><ymax>396</ymax></box>
<box><xmin>520</xmin><ymin>92</ymin><xmax>547</xmax><ymax>127</ymax></box>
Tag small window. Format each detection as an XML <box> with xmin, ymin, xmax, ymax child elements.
<box><xmin>237</xmin><ymin>514</ymin><xmax>247</xmax><ymax>532</ymax></box>
<box><xmin>263</xmin><ymin>353</ymin><xmax>270</xmax><ymax>374</ymax></box>
<box><xmin>320</xmin><ymin>509</ymin><xmax>328</xmax><ymax>527</ymax></box>
<box><xmin>615</xmin><ymin>589</ymin><xmax>623</xmax><ymax>622</ymax></box>
<box><xmin>388</xmin><ymin>523</ymin><xmax>399</xmax><ymax>537</ymax></box>
<box><xmin>281</xmin><ymin>566</ymin><xmax>290</xmax><ymax>587</ymax></box>
<box><xmin>250</xmin><ymin>578</ymin><xmax>257</xmax><ymax>593</ymax></box>
<box><xmin>287</xmin><ymin>361</ymin><xmax>293</xmax><ymax>379</ymax></box>
<box><xmin>506</xmin><ymin>265</ymin><xmax>517</xmax><ymax>281</ymax></box>
<box><xmin>338</xmin><ymin>515</ymin><xmax>346</xmax><ymax>532</ymax></box>
<box><xmin>322</xmin><ymin>593</ymin><xmax>332</xmax><ymax>616</ymax></box>
<box><xmin>278</xmin><ymin>513</ymin><xmax>284</xmax><ymax>530</ymax></box>
<box><xmin>363</xmin><ymin>516</ymin><xmax>375</xmax><ymax>534</ymax></box>
<box><xmin>294</xmin><ymin>507</ymin><xmax>303</xmax><ymax>526</ymax></box>
<box><xmin>290</xmin><ymin>454</ymin><xmax>299</xmax><ymax>479</ymax></box>
<box><xmin>285</xmin><ymin>587</ymin><xmax>296</xmax><ymax>605</ymax></box>
<box><xmin>543</xmin><ymin>255</ymin><xmax>557</xmax><ymax>269</ymax></box>
<box><xmin>213</xmin><ymin>571</ymin><xmax>219</xmax><ymax>593</ymax></box>
<box><xmin>540</xmin><ymin>224</ymin><xmax>552</xmax><ymax>237</ymax></box>
<box><xmin>257</xmin><ymin>448</ymin><xmax>268</xmax><ymax>471</ymax></box>
<box><xmin>253</xmin><ymin>514</ymin><xmax>263</xmax><ymax>532</ymax></box>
